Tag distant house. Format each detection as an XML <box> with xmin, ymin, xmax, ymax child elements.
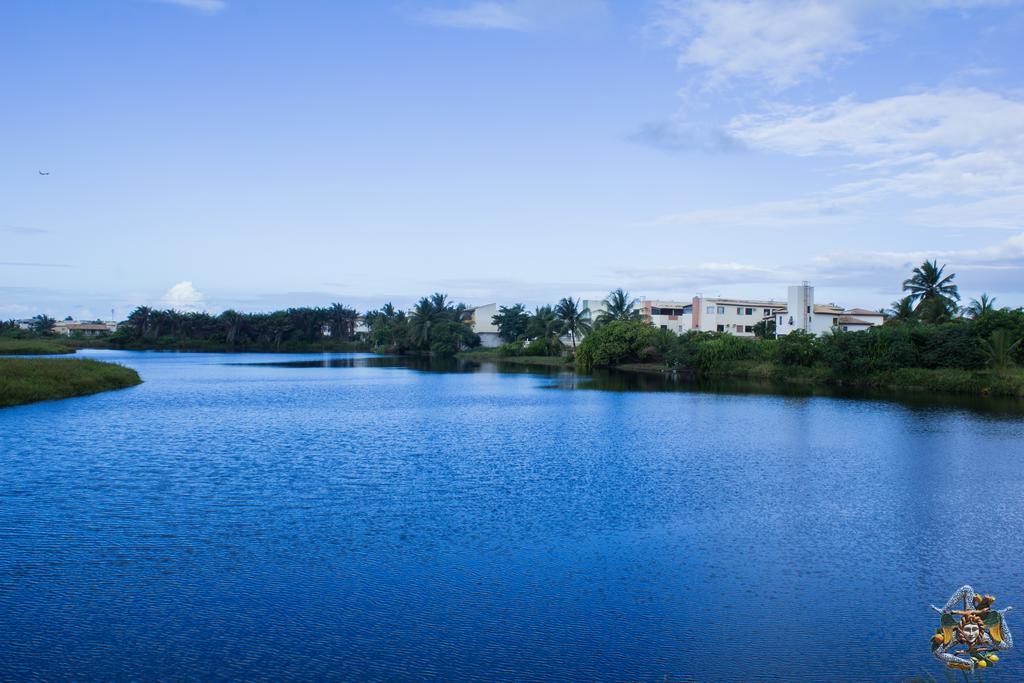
<box><xmin>58</xmin><ymin>323</ymin><xmax>114</xmax><ymax>337</ymax></box>
<box><xmin>463</xmin><ymin>304</ymin><xmax>501</xmax><ymax>347</ymax></box>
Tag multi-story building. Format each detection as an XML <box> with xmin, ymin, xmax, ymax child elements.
<box><xmin>775</xmin><ymin>284</ymin><xmax>884</xmax><ymax>336</ymax></box>
<box><xmin>463</xmin><ymin>303</ymin><xmax>501</xmax><ymax>347</ymax></box>
<box><xmin>638</xmin><ymin>299</ymin><xmax>693</xmax><ymax>334</ymax></box>
<box><xmin>690</xmin><ymin>296</ymin><xmax>786</xmax><ymax>336</ymax></box>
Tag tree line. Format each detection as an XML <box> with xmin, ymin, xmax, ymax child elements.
<box><xmin>576</xmin><ymin>261</ymin><xmax>1024</xmax><ymax>381</ymax></box>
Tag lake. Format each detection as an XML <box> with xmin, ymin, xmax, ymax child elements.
<box><xmin>2</xmin><ymin>350</ymin><xmax>1023</xmax><ymax>680</ymax></box>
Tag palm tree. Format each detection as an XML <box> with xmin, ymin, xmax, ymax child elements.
<box><xmin>554</xmin><ymin>296</ymin><xmax>592</xmax><ymax>352</ymax></box>
<box><xmin>528</xmin><ymin>305</ymin><xmax>563</xmax><ymax>340</ymax></box>
<box><xmin>965</xmin><ymin>293</ymin><xmax>997</xmax><ymax>319</ymax></box>
<box><xmin>902</xmin><ymin>260</ymin><xmax>960</xmax><ymax>323</ymax></box>
<box><xmin>981</xmin><ymin>329</ymin><xmax>1022</xmax><ymax>374</ymax></box>
<box><xmin>596</xmin><ymin>288</ymin><xmax>640</xmax><ymax>326</ymax></box>
<box><xmin>220</xmin><ymin>310</ymin><xmax>248</xmax><ymax>346</ymax></box>
<box><xmin>885</xmin><ymin>296</ymin><xmax>916</xmax><ymax>323</ymax></box>
<box><xmin>409</xmin><ymin>297</ymin><xmax>439</xmax><ymax>349</ymax></box>
<box><xmin>327</xmin><ymin>302</ymin><xmax>359</xmax><ymax>339</ymax></box>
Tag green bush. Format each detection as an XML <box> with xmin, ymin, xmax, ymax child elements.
<box><xmin>576</xmin><ymin>321</ymin><xmax>660</xmax><ymax>372</ymax></box>
<box><xmin>773</xmin><ymin>330</ymin><xmax>820</xmax><ymax>367</ymax></box>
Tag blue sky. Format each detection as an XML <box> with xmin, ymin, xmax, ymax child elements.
<box><xmin>2</xmin><ymin>0</ymin><xmax>1023</xmax><ymax>319</ymax></box>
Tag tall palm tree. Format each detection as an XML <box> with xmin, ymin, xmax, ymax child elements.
<box><xmin>597</xmin><ymin>288</ymin><xmax>640</xmax><ymax>326</ymax></box>
<box><xmin>902</xmin><ymin>260</ymin><xmax>960</xmax><ymax>323</ymax></box>
<box><xmin>527</xmin><ymin>305</ymin><xmax>563</xmax><ymax>340</ymax></box>
<box><xmin>965</xmin><ymin>293</ymin><xmax>997</xmax><ymax>319</ymax></box>
<box><xmin>327</xmin><ymin>302</ymin><xmax>358</xmax><ymax>339</ymax></box>
<box><xmin>885</xmin><ymin>296</ymin><xmax>916</xmax><ymax>323</ymax></box>
<box><xmin>409</xmin><ymin>297</ymin><xmax>438</xmax><ymax>349</ymax></box>
<box><xmin>554</xmin><ymin>296</ymin><xmax>591</xmax><ymax>352</ymax></box>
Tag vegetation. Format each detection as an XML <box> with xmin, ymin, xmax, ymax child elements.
<box><xmin>554</xmin><ymin>296</ymin><xmax>591</xmax><ymax>352</ymax></box>
<box><xmin>902</xmin><ymin>259</ymin><xmax>960</xmax><ymax>323</ymax></box>
<box><xmin>0</xmin><ymin>337</ymin><xmax>75</xmax><ymax>355</ymax></box>
<box><xmin>596</xmin><ymin>288</ymin><xmax>641</xmax><ymax>325</ymax></box>
<box><xmin>575</xmin><ymin>261</ymin><xmax>1024</xmax><ymax>398</ymax></box>
<box><xmin>0</xmin><ymin>358</ymin><xmax>141</xmax><ymax>408</ymax></box>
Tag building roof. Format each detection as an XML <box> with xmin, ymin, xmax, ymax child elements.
<box><xmin>838</xmin><ymin>316</ymin><xmax>874</xmax><ymax>326</ymax></box>
<box><xmin>842</xmin><ymin>308</ymin><xmax>884</xmax><ymax>316</ymax></box>
<box><xmin>700</xmin><ymin>297</ymin><xmax>786</xmax><ymax>307</ymax></box>
<box><xmin>66</xmin><ymin>323</ymin><xmax>111</xmax><ymax>331</ymax></box>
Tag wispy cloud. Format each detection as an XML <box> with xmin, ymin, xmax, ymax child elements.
<box><xmin>627</xmin><ymin>120</ymin><xmax>743</xmax><ymax>154</ymax></box>
<box><xmin>0</xmin><ymin>224</ymin><xmax>50</xmax><ymax>236</ymax></box>
<box><xmin>416</xmin><ymin>0</ymin><xmax>607</xmax><ymax>31</ymax></box>
<box><xmin>150</xmin><ymin>0</ymin><xmax>226</xmax><ymax>14</ymax></box>
<box><xmin>0</xmin><ymin>261</ymin><xmax>71</xmax><ymax>268</ymax></box>
<box><xmin>652</xmin><ymin>0</ymin><xmax>1016</xmax><ymax>93</ymax></box>
<box><xmin>652</xmin><ymin>0</ymin><xmax>863</xmax><ymax>92</ymax></box>
<box><xmin>611</xmin><ymin>231</ymin><xmax>1024</xmax><ymax>299</ymax></box>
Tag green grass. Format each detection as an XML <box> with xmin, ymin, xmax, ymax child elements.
<box><xmin>0</xmin><ymin>337</ymin><xmax>76</xmax><ymax>355</ymax></box>
<box><xmin>697</xmin><ymin>360</ymin><xmax>1024</xmax><ymax>397</ymax></box>
<box><xmin>0</xmin><ymin>358</ymin><xmax>142</xmax><ymax>408</ymax></box>
<box><xmin>456</xmin><ymin>349</ymin><xmax>572</xmax><ymax>367</ymax></box>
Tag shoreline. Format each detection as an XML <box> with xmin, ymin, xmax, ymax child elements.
<box><xmin>0</xmin><ymin>358</ymin><xmax>142</xmax><ymax>408</ymax></box>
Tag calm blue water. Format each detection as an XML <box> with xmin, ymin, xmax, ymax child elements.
<box><xmin>2</xmin><ymin>350</ymin><xmax>1023</xmax><ymax>681</ymax></box>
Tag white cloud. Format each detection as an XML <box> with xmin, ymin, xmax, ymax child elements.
<box><xmin>729</xmin><ymin>89</ymin><xmax>1024</xmax><ymax>157</ymax></box>
<box><xmin>151</xmin><ymin>0</ymin><xmax>226</xmax><ymax>14</ymax></box>
<box><xmin>648</xmin><ymin>194</ymin><xmax>866</xmax><ymax>229</ymax></box>
<box><xmin>661</xmin><ymin>88</ymin><xmax>1024</xmax><ymax>230</ymax></box>
<box><xmin>653</xmin><ymin>0</ymin><xmax>1018</xmax><ymax>92</ymax></box>
<box><xmin>417</xmin><ymin>0</ymin><xmax>607</xmax><ymax>31</ymax></box>
<box><xmin>161</xmin><ymin>281</ymin><xmax>207</xmax><ymax>311</ymax></box>
<box><xmin>654</xmin><ymin>0</ymin><xmax>861</xmax><ymax>91</ymax></box>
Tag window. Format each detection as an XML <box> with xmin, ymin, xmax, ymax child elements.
<box><xmin>842</xmin><ymin>326</ymin><xmax>849</xmax><ymax>332</ymax></box>
<box><xmin>745</xmin><ymin>326</ymin><xmax>754</xmax><ymax>333</ymax></box>
<box><xmin>660</xmin><ymin>325</ymin><xmax>667</xmax><ymax>330</ymax></box>
<box><xmin>716</xmin><ymin>324</ymin><xmax>725</xmax><ymax>332</ymax></box>
<box><xmin>745</xmin><ymin>308</ymin><xmax>753</xmax><ymax>315</ymax></box>
<box><xmin>736</xmin><ymin>307</ymin><xmax>742</xmax><ymax>315</ymax></box>
<box><xmin>706</xmin><ymin>305</ymin><xmax>714</xmax><ymax>314</ymax></box>
<box><xmin>778</xmin><ymin>316</ymin><xmax>783</xmax><ymax>326</ymax></box>
<box><xmin>832</xmin><ymin>317</ymin><xmax>838</xmax><ymax>325</ymax></box>
<box><xmin>764</xmin><ymin>308</ymin><xmax>771</xmax><ymax>316</ymax></box>
<box><xmin>734</xmin><ymin>324</ymin><xmax>743</xmax><ymax>332</ymax></box>
<box><xmin>717</xmin><ymin>306</ymin><xmax>725</xmax><ymax>314</ymax></box>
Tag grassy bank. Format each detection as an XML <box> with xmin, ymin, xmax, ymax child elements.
<box><xmin>0</xmin><ymin>337</ymin><xmax>76</xmax><ymax>355</ymax></box>
<box><xmin>0</xmin><ymin>358</ymin><xmax>142</xmax><ymax>408</ymax></box>
<box><xmin>455</xmin><ymin>348</ymin><xmax>572</xmax><ymax>368</ymax></box>
<box><xmin>697</xmin><ymin>360</ymin><xmax>1024</xmax><ymax>398</ymax></box>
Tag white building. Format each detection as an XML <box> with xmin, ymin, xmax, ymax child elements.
<box><xmin>775</xmin><ymin>284</ymin><xmax>884</xmax><ymax>336</ymax></box>
<box><xmin>690</xmin><ymin>296</ymin><xmax>786</xmax><ymax>336</ymax></box>
<box><xmin>638</xmin><ymin>299</ymin><xmax>693</xmax><ymax>333</ymax></box>
<box><xmin>52</xmin><ymin>320</ymin><xmax>118</xmax><ymax>336</ymax></box>
<box><xmin>463</xmin><ymin>303</ymin><xmax>501</xmax><ymax>347</ymax></box>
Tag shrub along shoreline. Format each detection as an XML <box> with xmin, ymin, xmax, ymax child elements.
<box><xmin>0</xmin><ymin>358</ymin><xmax>142</xmax><ymax>408</ymax></box>
<box><xmin>576</xmin><ymin>314</ymin><xmax>1024</xmax><ymax>399</ymax></box>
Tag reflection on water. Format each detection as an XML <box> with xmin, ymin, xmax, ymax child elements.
<box><xmin>4</xmin><ymin>350</ymin><xmax>1022</xmax><ymax>680</ymax></box>
<box><xmin>245</xmin><ymin>355</ymin><xmax>1024</xmax><ymax>417</ymax></box>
